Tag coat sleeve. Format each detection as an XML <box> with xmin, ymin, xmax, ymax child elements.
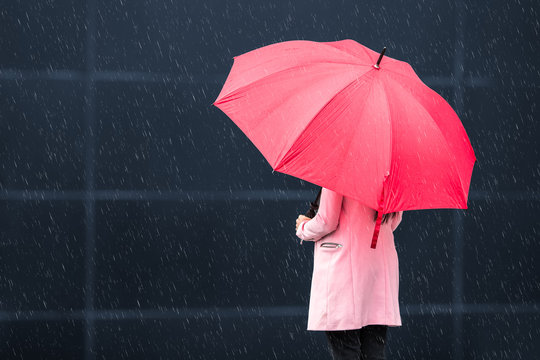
<box><xmin>296</xmin><ymin>188</ymin><xmax>343</xmax><ymax>242</ymax></box>
<box><xmin>391</xmin><ymin>211</ymin><xmax>404</xmax><ymax>231</ymax></box>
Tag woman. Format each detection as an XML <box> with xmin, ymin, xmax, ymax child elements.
<box><xmin>295</xmin><ymin>187</ymin><xmax>403</xmax><ymax>360</ymax></box>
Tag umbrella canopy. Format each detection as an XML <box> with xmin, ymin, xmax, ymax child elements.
<box><xmin>213</xmin><ymin>39</ymin><xmax>476</xmax><ymax>247</ymax></box>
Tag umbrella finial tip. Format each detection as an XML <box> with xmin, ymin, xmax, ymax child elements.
<box><xmin>375</xmin><ymin>47</ymin><xmax>387</xmax><ymax>69</ymax></box>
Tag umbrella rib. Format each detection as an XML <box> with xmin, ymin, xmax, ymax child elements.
<box><xmin>329</xmin><ymin>78</ymin><xmax>377</xmax><ymax>199</ymax></box>
<box><xmin>380</xmin><ymin>78</ymin><xmax>394</xmax><ymax>211</ymax></box>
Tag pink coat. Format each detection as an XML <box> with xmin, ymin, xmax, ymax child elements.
<box><xmin>296</xmin><ymin>187</ymin><xmax>404</xmax><ymax>331</ymax></box>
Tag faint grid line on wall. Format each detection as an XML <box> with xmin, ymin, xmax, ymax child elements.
<box><xmin>452</xmin><ymin>2</ymin><xmax>466</xmax><ymax>358</ymax></box>
<box><xmin>0</xmin><ymin>303</ymin><xmax>538</xmax><ymax>322</ymax></box>
<box><xmin>0</xmin><ymin>68</ymin><xmax>494</xmax><ymax>87</ymax></box>
<box><xmin>453</xmin><ymin>1</ymin><xmax>465</xmax><ymax>358</ymax></box>
<box><xmin>82</xmin><ymin>0</ymin><xmax>97</xmax><ymax>359</ymax></box>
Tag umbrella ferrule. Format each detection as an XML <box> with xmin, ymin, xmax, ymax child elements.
<box><xmin>373</xmin><ymin>47</ymin><xmax>387</xmax><ymax>70</ymax></box>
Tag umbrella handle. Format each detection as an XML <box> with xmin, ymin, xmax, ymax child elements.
<box><xmin>373</xmin><ymin>47</ymin><xmax>387</xmax><ymax>70</ymax></box>
<box><xmin>371</xmin><ymin>205</ymin><xmax>385</xmax><ymax>249</ymax></box>
<box><xmin>371</xmin><ymin>173</ymin><xmax>389</xmax><ymax>248</ymax></box>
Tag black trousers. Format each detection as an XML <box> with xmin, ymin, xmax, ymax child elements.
<box><xmin>325</xmin><ymin>325</ymin><xmax>388</xmax><ymax>360</ymax></box>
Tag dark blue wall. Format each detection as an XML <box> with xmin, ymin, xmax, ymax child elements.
<box><xmin>1</xmin><ymin>0</ymin><xmax>539</xmax><ymax>359</ymax></box>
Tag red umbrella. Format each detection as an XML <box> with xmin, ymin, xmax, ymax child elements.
<box><xmin>213</xmin><ymin>39</ymin><xmax>476</xmax><ymax>248</ymax></box>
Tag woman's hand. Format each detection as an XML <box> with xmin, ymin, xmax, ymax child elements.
<box><xmin>296</xmin><ymin>215</ymin><xmax>311</xmax><ymax>231</ymax></box>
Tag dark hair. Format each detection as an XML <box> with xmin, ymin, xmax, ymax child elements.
<box><xmin>374</xmin><ymin>211</ymin><xmax>398</xmax><ymax>224</ymax></box>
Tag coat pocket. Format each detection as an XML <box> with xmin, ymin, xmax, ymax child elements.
<box><xmin>320</xmin><ymin>242</ymin><xmax>343</xmax><ymax>249</ymax></box>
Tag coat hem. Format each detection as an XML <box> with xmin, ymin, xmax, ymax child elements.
<box><xmin>307</xmin><ymin>317</ymin><xmax>402</xmax><ymax>331</ymax></box>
